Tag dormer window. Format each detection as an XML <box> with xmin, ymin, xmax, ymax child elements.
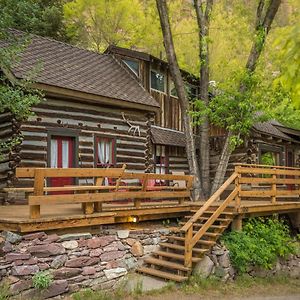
<box><xmin>151</xmin><ymin>69</ymin><xmax>166</xmax><ymax>92</ymax></box>
<box><xmin>122</xmin><ymin>59</ymin><xmax>139</xmax><ymax>77</ymax></box>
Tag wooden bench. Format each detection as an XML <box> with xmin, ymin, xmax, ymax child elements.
<box><xmin>7</xmin><ymin>167</ymin><xmax>194</xmax><ymax>219</ymax></box>
<box><xmin>12</xmin><ymin>165</ymin><xmax>127</xmax><ymax>218</ymax></box>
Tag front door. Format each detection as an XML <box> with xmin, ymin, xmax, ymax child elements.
<box><xmin>49</xmin><ymin>136</ymin><xmax>75</xmax><ymax>191</ymax></box>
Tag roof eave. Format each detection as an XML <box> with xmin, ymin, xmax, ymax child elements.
<box><xmin>32</xmin><ymin>82</ymin><xmax>160</xmax><ymax>112</ymax></box>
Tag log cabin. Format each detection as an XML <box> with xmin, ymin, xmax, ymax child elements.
<box><xmin>0</xmin><ymin>32</ymin><xmax>161</xmax><ymax>203</ymax></box>
<box><xmin>1</xmin><ymin>33</ymin><xmax>300</xmax><ymax>204</ymax></box>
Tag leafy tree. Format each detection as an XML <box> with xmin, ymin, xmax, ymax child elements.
<box><xmin>275</xmin><ymin>24</ymin><xmax>300</xmax><ymax>105</ymax></box>
<box><xmin>0</xmin><ymin>0</ymin><xmax>67</xmax><ymax>41</ymax></box>
<box><xmin>0</xmin><ymin>18</ymin><xmax>44</xmax><ymax>157</ymax></box>
<box><xmin>64</xmin><ymin>0</ymin><xmax>147</xmax><ymax>52</ymax></box>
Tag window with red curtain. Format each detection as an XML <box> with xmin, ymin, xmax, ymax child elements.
<box><xmin>95</xmin><ymin>136</ymin><xmax>116</xmax><ymax>168</ymax></box>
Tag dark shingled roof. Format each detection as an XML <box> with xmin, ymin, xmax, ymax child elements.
<box><xmin>151</xmin><ymin>126</ymin><xmax>186</xmax><ymax>147</ymax></box>
<box><xmin>252</xmin><ymin>120</ymin><xmax>292</xmax><ymax>140</ymax></box>
<box><xmin>2</xmin><ymin>31</ymin><xmax>159</xmax><ymax>109</ymax></box>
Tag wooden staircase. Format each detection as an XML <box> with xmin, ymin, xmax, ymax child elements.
<box><xmin>137</xmin><ymin>172</ymin><xmax>240</xmax><ymax>282</ymax></box>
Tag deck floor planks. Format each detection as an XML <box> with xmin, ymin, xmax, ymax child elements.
<box><xmin>0</xmin><ymin>200</ymin><xmax>299</xmax><ymax>232</ymax></box>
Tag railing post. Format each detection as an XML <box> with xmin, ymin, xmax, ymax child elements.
<box><xmin>184</xmin><ymin>225</ymin><xmax>193</xmax><ymax>268</ymax></box>
<box><xmin>135</xmin><ymin>173</ymin><xmax>147</xmax><ymax>208</ymax></box>
<box><xmin>235</xmin><ymin>166</ymin><xmax>241</xmax><ymax>209</ymax></box>
<box><xmin>31</xmin><ymin>169</ymin><xmax>43</xmax><ymax>219</ymax></box>
<box><xmin>271</xmin><ymin>171</ymin><xmax>277</xmax><ymax>204</ymax></box>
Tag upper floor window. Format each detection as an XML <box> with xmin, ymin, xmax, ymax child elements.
<box><xmin>122</xmin><ymin>59</ymin><xmax>139</xmax><ymax>77</ymax></box>
<box><xmin>151</xmin><ymin>69</ymin><xmax>166</xmax><ymax>92</ymax></box>
<box><xmin>170</xmin><ymin>80</ymin><xmax>178</xmax><ymax>97</ymax></box>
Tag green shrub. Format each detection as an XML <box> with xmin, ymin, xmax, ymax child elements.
<box><xmin>221</xmin><ymin>217</ymin><xmax>296</xmax><ymax>273</ymax></box>
<box><xmin>32</xmin><ymin>271</ymin><xmax>53</xmax><ymax>290</ymax></box>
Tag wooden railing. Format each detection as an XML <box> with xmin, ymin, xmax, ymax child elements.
<box><xmin>181</xmin><ymin>163</ymin><xmax>300</xmax><ymax>268</ymax></box>
<box><xmin>10</xmin><ymin>166</ymin><xmax>194</xmax><ymax>219</ymax></box>
<box><xmin>181</xmin><ymin>172</ymin><xmax>238</xmax><ymax>267</ymax></box>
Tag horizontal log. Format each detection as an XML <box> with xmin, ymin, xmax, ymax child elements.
<box><xmin>37</xmin><ymin>101</ymin><xmax>147</xmax><ymax>122</ymax></box>
<box><xmin>32</xmin><ymin>109</ymin><xmax>147</xmax><ymax>129</ymax></box>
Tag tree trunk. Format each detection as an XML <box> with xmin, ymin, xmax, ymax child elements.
<box><xmin>156</xmin><ymin>0</ymin><xmax>204</xmax><ymax>200</ymax></box>
<box><xmin>194</xmin><ymin>0</ymin><xmax>214</xmax><ymax>198</ymax></box>
<box><xmin>211</xmin><ymin>0</ymin><xmax>281</xmax><ymax>195</ymax></box>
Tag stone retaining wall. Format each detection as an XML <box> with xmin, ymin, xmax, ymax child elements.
<box><xmin>0</xmin><ymin>229</ymin><xmax>165</xmax><ymax>299</ymax></box>
<box><xmin>1</xmin><ymin>230</ymin><xmax>299</xmax><ymax>299</ymax></box>
<box><xmin>195</xmin><ymin>243</ymin><xmax>300</xmax><ymax>280</ymax></box>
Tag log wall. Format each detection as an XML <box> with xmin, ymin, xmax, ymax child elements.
<box><xmin>0</xmin><ymin>112</ymin><xmax>12</xmax><ymax>202</ymax></box>
<box><xmin>10</xmin><ymin>97</ymin><xmax>151</xmax><ymax>190</ymax></box>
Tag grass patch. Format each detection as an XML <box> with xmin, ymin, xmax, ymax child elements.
<box><xmin>0</xmin><ymin>284</ymin><xmax>9</xmax><ymax>300</ymax></box>
<box><xmin>70</xmin><ymin>274</ymin><xmax>300</xmax><ymax>300</ymax></box>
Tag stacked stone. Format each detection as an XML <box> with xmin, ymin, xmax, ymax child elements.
<box><xmin>194</xmin><ymin>243</ymin><xmax>300</xmax><ymax>281</ymax></box>
<box><xmin>0</xmin><ymin>229</ymin><xmax>164</xmax><ymax>299</ymax></box>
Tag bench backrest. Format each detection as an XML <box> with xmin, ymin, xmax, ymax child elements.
<box><xmin>16</xmin><ymin>166</ymin><xmax>126</xmax><ymax>179</ymax></box>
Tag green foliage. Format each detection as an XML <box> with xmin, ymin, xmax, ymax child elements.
<box><xmin>222</xmin><ymin>217</ymin><xmax>296</xmax><ymax>273</ymax></box>
<box><xmin>274</xmin><ymin>24</ymin><xmax>300</xmax><ymax>105</ymax></box>
<box><xmin>32</xmin><ymin>271</ymin><xmax>53</xmax><ymax>290</ymax></box>
<box><xmin>191</xmin><ymin>71</ymin><xmax>267</xmax><ymax>150</ymax></box>
<box><xmin>261</xmin><ymin>152</ymin><xmax>275</xmax><ymax>166</ymax></box>
<box><xmin>73</xmin><ymin>289</ymin><xmax>110</xmax><ymax>300</ymax></box>
<box><xmin>181</xmin><ymin>274</ymin><xmax>220</xmax><ymax>294</ymax></box>
<box><xmin>0</xmin><ymin>0</ymin><xmax>67</xmax><ymax>41</ymax></box>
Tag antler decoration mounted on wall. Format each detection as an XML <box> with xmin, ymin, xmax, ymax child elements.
<box><xmin>122</xmin><ymin>112</ymin><xmax>141</xmax><ymax>136</ymax></box>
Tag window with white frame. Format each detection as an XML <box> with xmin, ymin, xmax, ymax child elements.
<box><xmin>151</xmin><ymin>69</ymin><xmax>166</xmax><ymax>92</ymax></box>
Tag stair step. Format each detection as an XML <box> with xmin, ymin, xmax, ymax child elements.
<box><xmin>191</xmin><ymin>224</ymin><xmax>227</xmax><ymax>230</ymax></box>
<box><xmin>144</xmin><ymin>257</ymin><xmax>190</xmax><ymax>272</ymax></box>
<box><xmin>162</xmin><ymin>235</ymin><xmax>216</xmax><ymax>246</ymax></box>
<box><xmin>137</xmin><ymin>266</ymin><xmax>188</xmax><ymax>282</ymax></box>
<box><xmin>179</xmin><ymin>222</ymin><xmax>227</xmax><ymax>230</ymax></box>
<box><xmin>153</xmin><ymin>250</ymin><xmax>202</xmax><ymax>263</ymax></box>
<box><xmin>201</xmin><ymin>232</ymin><xmax>221</xmax><ymax>237</ymax></box>
<box><xmin>159</xmin><ymin>242</ymin><xmax>208</xmax><ymax>254</ymax></box>
<box><xmin>184</xmin><ymin>216</ymin><xmax>232</xmax><ymax>222</ymax></box>
<box><xmin>190</xmin><ymin>210</ymin><xmax>235</xmax><ymax>215</ymax></box>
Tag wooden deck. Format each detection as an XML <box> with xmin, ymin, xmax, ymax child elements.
<box><xmin>1</xmin><ymin>199</ymin><xmax>299</xmax><ymax>232</ymax></box>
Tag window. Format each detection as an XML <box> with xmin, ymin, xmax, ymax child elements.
<box><xmin>151</xmin><ymin>69</ymin><xmax>166</xmax><ymax>92</ymax></box>
<box><xmin>122</xmin><ymin>59</ymin><xmax>139</xmax><ymax>76</ymax></box>
<box><xmin>155</xmin><ymin>145</ymin><xmax>168</xmax><ymax>174</ymax></box>
<box><xmin>95</xmin><ymin>137</ymin><xmax>115</xmax><ymax>168</ymax></box>
<box><xmin>170</xmin><ymin>80</ymin><xmax>178</xmax><ymax>97</ymax></box>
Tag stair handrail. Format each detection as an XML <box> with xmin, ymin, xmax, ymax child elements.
<box><xmin>181</xmin><ymin>171</ymin><xmax>239</xmax><ymax>268</ymax></box>
<box><xmin>181</xmin><ymin>172</ymin><xmax>238</xmax><ymax>233</ymax></box>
